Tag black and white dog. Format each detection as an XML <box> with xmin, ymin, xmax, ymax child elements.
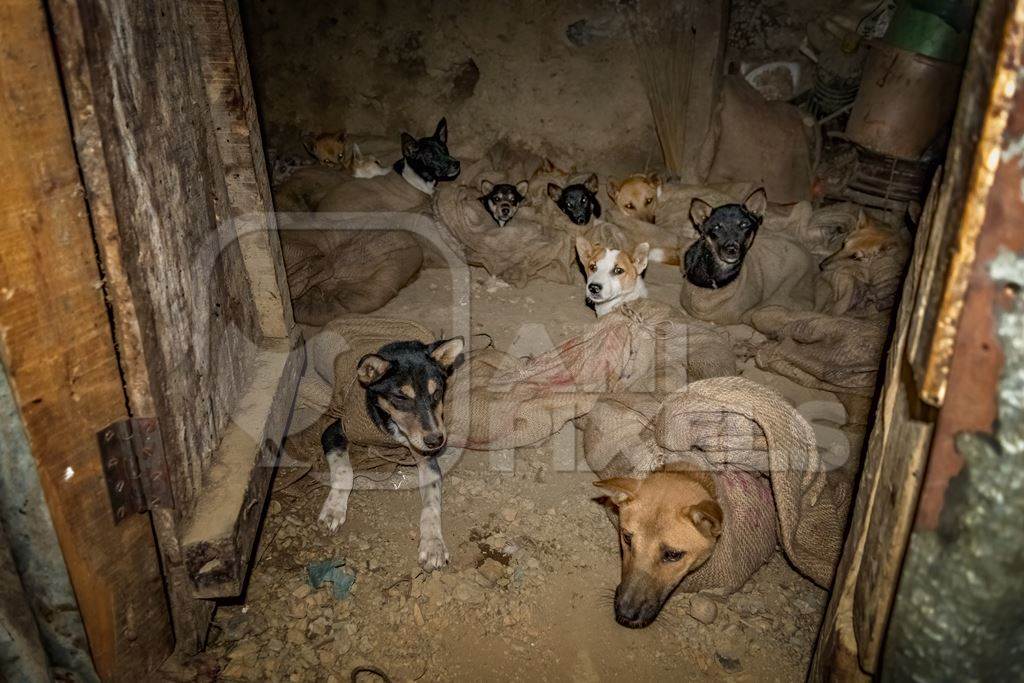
<box><xmin>394</xmin><ymin>118</ymin><xmax>461</xmax><ymax>194</ymax></box>
<box><xmin>319</xmin><ymin>337</ymin><xmax>464</xmax><ymax>571</ymax></box>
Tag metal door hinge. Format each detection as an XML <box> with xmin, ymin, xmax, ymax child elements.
<box><xmin>97</xmin><ymin>417</ymin><xmax>174</xmax><ymax>524</ymax></box>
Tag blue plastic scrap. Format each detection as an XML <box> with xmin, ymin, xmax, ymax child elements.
<box><xmin>306</xmin><ymin>559</ymin><xmax>356</xmax><ymax>600</ymax></box>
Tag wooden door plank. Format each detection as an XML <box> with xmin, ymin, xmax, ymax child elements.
<box><xmin>190</xmin><ymin>0</ymin><xmax>295</xmax><ymax>339</ymax></box>
<box><xmin>0</xmin><ymin>0</ymin><xmax>173</xmax><ymax>678</ymax></box>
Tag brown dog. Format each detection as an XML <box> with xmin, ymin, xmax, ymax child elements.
<box><xmin>607</xmin><ymin>173</ymin><xmax>663</xmax><ymax>223</ymax></box>
<box><xmin>595</xmin><ymin>467</ymin><xmax>723</xmax><ymax>628</ymax></box>
<box><xmin>819</xmin><ymin>210</ymin><xmax>908</xmax><ymax>269</ymax></box>
<box><xmin>304</xmin><ymin>131</ymin><xmax>347</xmax><ymax>167</ymax></box>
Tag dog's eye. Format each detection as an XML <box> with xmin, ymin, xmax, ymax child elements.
<box><xmin>589</xmin><ymin>263</ymin><xmax>597</xmax><ymax>272</ymax></box>
<box><xmin>612</xmin><ymin>267</ymin><xmax>624</xmax><ymax>275</ymax></box>
<box><xmin>625</xmin><ymin>202</ymin><xmax>635</xmax><ymax>210</ymax></box>
<box><xmin>389</xmin><ymin>394</ymin><xmax>413</xmax><ymax>408</ymax></box>
<box><xmin>662</xmin><ymin>549</ymin><xmax>685</xmax><ymax>563</ymax></box>
<box><xmin>645</xmin><ymin>197</ymin><xmax>653</xmax><ymax>205</ymax></box>
<box><xmin>622</xmin><ymin>531</ymin><xmax>633</xmax><ymax>548</ymax></box>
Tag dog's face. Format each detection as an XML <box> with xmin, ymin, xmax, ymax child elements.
<box><xmin>479</xmin><ymin>180</ymin><xmax>529</xmax><ymax>227</ymax></box>
<box><xmin>548</xmin><ymin>173</ymin><xmax>601</xmax><ymax>225</ymax></box>
<box><xmin>596</xmin><ymin>472</ymin><xmax>723</xmax><ymax>629</ymax></box>
<box><xmin>357</xmin><ymin>337</ymin><xmax>464</xmax><ymax>455</ymax></box>
<box><xmin>820</xmin><ymin>211</ymin><xmax>905</xmax><ymax>270</ymax></box>
<box><xmin>608</xmin><ymin>173</ymin><xmax>662</xmax><ymax>223</ymax></box>
<box><xmin>689</xmin><ymin>188</ymin><xmax>767</xmax><ymax>266</ymax></box>
<box><xmin>349</xmin><ymin>143</ymin><xmax>390</xmax><ymax>179</ymax></box>
<box><xmin>400</xmin><ymin>118</ymin><xmax>461</xmax><ymax>183</ymax></box>
<box><xmin>576</xmin><ymin>237</ymin><xmax>649</xmax><ymax>309</ymax></box>
<box><xmin>307</xmin><ymin>132</ymin><xmax>347</xmax><ymax>166</ymax></box>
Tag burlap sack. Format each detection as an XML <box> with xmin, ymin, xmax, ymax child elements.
<box><xmin>701</xmin><ymin>76</ymin><xmax>813</xmax><ymax>203</ymax></box>
<box><xmin>432</xmin><ymin>143</ymin><xmax>576</xmax><ymax>286</ymax></box>
<box><xmin>678</xmin><ymin>232</ymin><xmax>818</xmax><ymax>325</ymax></box>
<box><xmin>752</xmin><ymin>306</ymin><xmax>889</xmax><ymax>397</ymax></box>
<box><xmin>280</xmin><ymin>216</ymin><xmax>423</xmax><ymax>325</ymax></box>
<box><xmin>583</xmin><ymin>376</ymin><xmax>854</xmax><ymax>591</ymax></box>
<box><xmin>447</xmin><ymin>299</ymin><xmax>737</xmax><ymax>451</ymax></box>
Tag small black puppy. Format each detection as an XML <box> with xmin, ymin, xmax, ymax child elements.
<box><xmin>394</xmin><ymin>118</ymin><xmax>461</xmax><ymax>193</ymax></box>
<box><xmin>683</xmin><ymin>188</ymin><xmax>768</xmax><ymax>289</ymax></box>
<box><xmin>547</xmin><ymin>173</ymin><xmax>602</xmax><ymax>225</ymax></box>
<box><xmin>479</xmin><ymin>179</ymin><xmax>529</xmax><ymax>227</ymax></box>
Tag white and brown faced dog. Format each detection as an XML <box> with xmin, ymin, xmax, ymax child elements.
<box><xmin>576</xmin><ymin>237</ymin><xmax>650</xmax><ymax>316</ymax></box>
<box><xmin>607</xmin><ymin>173</ymin><xmax>663</xmax><ymax>223</ymax></box>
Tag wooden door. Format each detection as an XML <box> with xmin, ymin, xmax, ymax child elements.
<box><xmin>0</xmin><ymin>0</ymin><xmax>174</xmax><ymax>678</ymax></box>
<box><xmin>47</xmin><ymin>0</ymin><xmax>303</xmax><ymax>656</ymax></box>
<box><xmin>0</xmin><ymin>0</ymin><xmax>299</xmax><ymax>675</ymax></box>
<box><xmin>809</xmin><ymin>0</ymin><xmax>1016</xmax><ymax>678</ymax></box>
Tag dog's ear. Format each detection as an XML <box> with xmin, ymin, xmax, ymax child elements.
<box><xmin>633</xmin><ymin>242</ymin><xmax>650</xmax><ymax>272</ymax></box>
<box><xmin>357</xmin><ymin>354</ymin><xmax>391</xmax><ymax>386</ymax></box>
<box><xmin>351</xmin><ymin>143</ymin><xmax>363</xmax><ymax>161</ymax></box>
<box><xmin>594</xmin><ymin>477</ymin><xmax>641</xmax><ymax>506</ymax></box>
<box><xmin>515</xmin><ymin>180</ymin><xmax>529</xmax><ymax>197</ymax></box>
<box><xmin>480</xmin><ymin>179</ymin><xmax>494</xmax><ymax>195</ymax></box>
<box><xmin>684</xmin><ymin>499</ymin><xmax>723</xmax><ymax>538</ymax></box>
<box><xmin>547</xmin><ymin>183</ymin><xmax>563</xmax><ymax>202</ymax></box>
<box><xmin>434</xmin><ymin>117</ymin><xmax>448</xmax><ymax>144</ymax></box>
<box><xmin>575</xmin><ymin>236</ymin><xmax>594</xmax><ymax>262</ymax></box>
<box><xmin>429</xmin><ymin>337</ymin><xmax>464</xmax><ymax>374</ymax></box>
<box><xmin>584</xmin><ymin>173</ymin><xmax>599</xmax><ymax>194</ymax></box>
<box><xmin>647</xmin><ymin>172</ymin><xmax>663</xmax><ymax>188</ymax></box>
<box><xmin>401</xmin><ymin>132</ymin><xmax>418</xmax><ymax>158</ymax></box>
<box><xmin>607</xmin><ymin>179</ymin><xmax>620</xmax><ymax>201</ymax></box>
<box><xmin>592</xmin><ymin>198</ymin><xmax>602</xmax><ymax>218</ymax></box>
<box><xmin>743</xmin><ymin>187</ymin><xmax>768</xmax><ymax>218</ymax></box>
<box><xmin>689</xmin><ymin>198</ymin><xmax>714</xmax><ymax>230</ymax></box>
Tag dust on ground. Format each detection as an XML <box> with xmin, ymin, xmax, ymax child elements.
<box><xmin>171</xmin><ymin>266</ymin><xmax>827</xmax><ymax>682</ymax></box>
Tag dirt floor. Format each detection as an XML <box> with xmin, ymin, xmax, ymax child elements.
<box><xmin>173</xmin><ymin>264</ymin><xmax>830</xmax><ymax>682</ymax></box>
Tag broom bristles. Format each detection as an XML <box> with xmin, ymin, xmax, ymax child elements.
<box><xmin>623</xmin><ymin>0</ymin><xmax>698</xmax><ymax>177</ymax></box>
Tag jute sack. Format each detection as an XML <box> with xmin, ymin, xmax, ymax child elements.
<box><xmin>701</xmin><ymin>76</ymin><xmax>813</xmax><ymax>204</ymax></box>
<box><xmin>432</xmin><ymin>143</ymin><xmax>576</xmax><ymax>287</ymax></box>
<box><xmin>279</xmin><ymin>215</ymin><xmax>424</xmax><ymax>325</ymax></box>
<box><xmin>752</xmin><ymin>306</ymin><xmax>889</xmax><ymax>397</ymax></box>
<box><xmin>447</xmin><ymin>298</ymin><xmax>737</xmax><ymax>451</ymax></box>
<box><xmin>678</xmin><ymin>232</ymin><xmax>818</xmax><ymax>325</ymax></box>
<box><xmin>583</xmin><ymin>376</ymin><xmax>854</xmax><ymax>591</ymax></box>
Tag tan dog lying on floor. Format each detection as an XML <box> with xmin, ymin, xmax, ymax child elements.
<box><xmin>595</xmin><ymin>467</ymin><xmax>724</xmax><ymax>629</ymax></box>
<box><xmin>607</xmin><ymin>173</ymin><xmax>663</xmax><ymax>223</ymax></box>
<box><xmin>576</xmin><ymin>237</ymin><xmax>650</xmax><ymax>317</ymax></box>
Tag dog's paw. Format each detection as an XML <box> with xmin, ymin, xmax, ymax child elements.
<box><xmin>317</xmin><ymin>490</ymin><xmax>349</xmax><ymax>531</ymax></box>
<box><xmin>418</xmin><ymin>535</ymin><xmax>449</xmax><ymax>571</ymax></box>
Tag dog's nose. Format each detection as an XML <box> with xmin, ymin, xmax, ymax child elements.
<box><xmin>423</xmin><ymin>432</ymin><xmax>446</xmax><ymax>450</ymax></box>
<box><xmin>588</xmin><ymin>283</ymin><xmax>602</xmax><ymax>295</ymax></box>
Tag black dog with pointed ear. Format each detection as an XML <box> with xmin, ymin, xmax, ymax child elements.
<box><xmin>682</xmin><ymin>188</ymin><xmax>767</xmax><ymax>289</ymax></box>
<box><xmin>395</xmin><ymin>117</ymin><xmax>461</xmax><ymax>189</ymax></box>
<box><xmin>548</xmin><ymin>172</ymin><xmax>602</xmax><ymax>225</ymax></box>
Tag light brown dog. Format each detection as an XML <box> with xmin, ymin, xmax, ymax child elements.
<box><xmin>607</xmin><ymin>173</ymin><xmax>663</xmax><ymax>223</ymax></box>
<box><xmin>819</xmin><ymin>210</ymin><xmax>908</xmax><ymax>269</ymax></box>
<box><xmin>304</xmin><ymin>131</ymin><xmax>347</xmax><ymax>166</ymax></box>
<box><xmin>596</xmin><ymin>468</ymin><xmax>723</xmax><ymax>628</ymax></box>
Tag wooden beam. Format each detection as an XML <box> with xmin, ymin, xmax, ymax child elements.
<box><xmin>0</xmin><ymin>0</ymin><xmax>173</xmax><ymax>677</ymax></box>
